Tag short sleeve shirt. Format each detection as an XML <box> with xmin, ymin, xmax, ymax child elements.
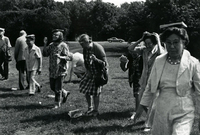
<box><xmin>24</xmin><ymin>44</ymin><xmax>42</xmax><ymax>71</ymax></box>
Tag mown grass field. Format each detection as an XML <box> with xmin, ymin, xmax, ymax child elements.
<box><xmin>0</xmin><ymin>42</ymin><xmax>199</xmax><ymax>135</ymax></box>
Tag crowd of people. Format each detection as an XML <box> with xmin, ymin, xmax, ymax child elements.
<box><xmin>119</xmin><ymin>22</ymin><xmax>200</xmax><ymax>135</ymax></box>
<box><xmin>1</xmin><ymin>21</ymin><xmax>200</xmax><ymax>134</ymax></box>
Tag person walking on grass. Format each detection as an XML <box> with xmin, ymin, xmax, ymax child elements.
<box><xmin>78</xmin><ymin>34</ymin><xmax>108</xmax><ymax>116</ymax></box>
<box><xmin>0</xmin><ymin>28</ymin><xmax>12</xmax><ymax>80</ymax></box>
<box><xmin>43</xmin><ymin>29</ymin><xmax>70</xmax><ymax>109</ymax></box>
<box><xmin>134</xmin><ymin>26</ymin><xmax>200</xmax><ymax>135</ymax></box>
<box><xmin>14</xmin><ymin>30</ymin><xmax>29</xmax><ymax>90</ymax></box>
<box><xmin>128</xmin><ymin>31</ymin><xmax>165</xmax><ymax>131</ymax></box>
<box><xmin>119</xmin><ymin>51</ymin><xmax>143</xmax><ymax>117</ymax></box>
<box><xmin>24</xmin><ymin>34</ymin><xmax>42</xmax><ymax>96</ymax></box>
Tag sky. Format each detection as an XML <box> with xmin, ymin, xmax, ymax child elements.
<box><xmin>54</xmin><ymin>0</ymin><xmax>145</xmax><ymax>7</ymax></box>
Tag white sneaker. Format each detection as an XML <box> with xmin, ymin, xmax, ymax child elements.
<box><xmin>130</xmin><ymin>112</ymin><xmax>136</xmax><ymax>120</ymax></box>
<box><xmin>143</xmin><ymin>127</ymin><xmax>151</xmax><ymax>132</ymax></box>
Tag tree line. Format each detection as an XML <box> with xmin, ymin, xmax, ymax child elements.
<box><xmin>0</xmin><ymin>0</ymin><xmax>200</xmax><ymax>59</ymax></box>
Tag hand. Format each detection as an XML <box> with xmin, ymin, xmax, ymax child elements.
<box><xmin>90</xmin><ymin>54</ymin><xmax>96</xmax><ymax>61</ymax></box>
<box><xmin>43</xmin><ymin>37</ymin><xmax>48</xmax><ymax>45</ymax></box>
<box><xmin>119</xmin><ymin>55</ymin><xmax>128</xmax><ymax>62</ymax></box>
<box><xmin>141</xmin><ymin>31</ymin><xmax>149</xmax><ymax>40</ymax></box>
<box><xmin>55</xmin><ymin>54</ymin><xmax>61</xmax><ymax>59</ymax></box>
<box><xmin>152</xmin><ymin>32</ymin><xmax>160</xmax><ymax>41</ymax></box>
<box><xmin>37</xmin><ymin>70</ymin><xmax>41</xmax><ymax>75</ymax></box>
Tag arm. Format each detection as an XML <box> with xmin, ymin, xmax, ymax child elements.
<box><xmin>153</xmin><ymin>32</ymin><xmax>165</xmax><ymax>54</ymax></box>
<box><xmin>37</xmin><ymin>48</ymin><xmax>42</xmax><ymax>75</ymax></box>
<box><xmin>128</xmin><ymin>31</ymin><xmax>149</xmax><ymax>52</ymax></box>
<box><xmin>128</xmin><ymin>38</ymin><xmax>143</xmax><ymax>52</ymax></box>
<box><xmin>133</xmin><ymin>61</ymin><xmax>156</xmax><ymax>123</ymax></box>
<box><xmin>91</xmin><ymin>43</ymin><xmax>107</xmax><ymax>67</ymax></box>
<box><xmin>5</xmin><ymin>37</ymin><xmax>12</xmax><ymax>48</ymax></box>
<box><xmin>193</xmin><ymin>61</ymin><xmax>200</xmax><ymax>115</ymax></box>
<box><xmin>56</xmin><ymin>43</ymin><xmax>71</xmax><ymax>61</ymax></box>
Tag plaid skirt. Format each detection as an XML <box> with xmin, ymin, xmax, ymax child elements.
<box><xmin>79</xmin><ymin>74</ymin><xmax>101</xmax><ymax>96</ymax></box>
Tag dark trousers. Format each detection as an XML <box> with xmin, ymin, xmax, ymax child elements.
<box><xmin>0</xmin><ymin>59</ymin><xmax>9</xmax><ymax>79</ymax></box>
<box><xmin>50</xmin><ymin>76</ymin><xmax>64</xmax><ymax>103</ymax></box>
<box><xmin>17</xmin><ymin>60</ymin><xmax>29</xmax><ymax>90</ymax></box>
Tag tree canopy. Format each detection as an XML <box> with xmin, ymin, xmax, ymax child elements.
<box><xmin>0</xmin><ymin>0</ymin><xmax>200</xmax><ymax>54</ymax></box>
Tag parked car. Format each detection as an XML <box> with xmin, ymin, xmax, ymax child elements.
<box><xmin>107</xmin><ymin>37</ymin><xmax>125</xmax><ymax>43</ymax></box>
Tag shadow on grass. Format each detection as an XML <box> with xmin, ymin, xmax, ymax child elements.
<box><xmin>72</xmin><ymin>120</ymin><xmax>146</xmax><ymax>134</ymax></box>
<box><xmin>0</xmin><ymin>88</ymin><xmax>28</xmax><ymax>98</ymax></box>
<box><xmin>0</xmin><ymin>92</ymin><xmax>28</xmax><ymax>98</ymax></box>
<box><xmin>0</xmin><ymin>104</ymin><xmax>51</xmax><ymax>110</ymax></box>
<box><xmin>63</xmin><ymin>80</ymin><xmax>80</xmax><ymax>84</ymax></box>
<box><xmin>0</xmin><ymin>87</ymin><xmax>13</xmax><ymax>92</ymax></box>
<box><xmin>112</xmin><ymin>77</ymin><xmax>128</xmax><ymax>79</ymax></box>
<box><xmin>21</xmin><ymin>112</ymin><xmax>71</xmax><ymax>123</ymax></box>
<box><xmin>70</xmin><ymin>110</ymin><xmax>136</xmax><ymax>123</ymax></box>
<box><xmin>97</xmin><ymin>110</ymin><xmax>131</xmax><ymax>120</ymax></box>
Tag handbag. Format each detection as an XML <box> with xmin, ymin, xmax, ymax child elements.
<box><xmin>4</xmin><ymin>48</ymin><xmax>12</xmax><ymax>62</ymax></box>
<box><xmin>95</xmin><ymin>66</ymin><xmax>108</xmax><ymax>87</ymax></box>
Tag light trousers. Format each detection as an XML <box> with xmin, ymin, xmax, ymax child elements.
<box><xmin>27</xmin><ymin>70</ymin><xmax>40</xmax><ymax>94</ymax></box>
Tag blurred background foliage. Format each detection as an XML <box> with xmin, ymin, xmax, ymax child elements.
<box><xmin>0</xmin><ymin>0</ymin><xmax>200</xmax><ymax>58</ymax></box>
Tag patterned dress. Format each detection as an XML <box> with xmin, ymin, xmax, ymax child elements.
<box><xmin>79</xmin><ymin>48</ymin><xmax>100</xmax><ymax>96</ymax></box>
<box><xmin>43</xmin><ymin>42</ymin><xmax>69</xmax><ymax>78</ymax></box>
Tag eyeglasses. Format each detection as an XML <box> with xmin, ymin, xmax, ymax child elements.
<box><xmin>165</xmin><ymin>40</ymin><xmax>180</xmax><ymax>47</ymax></box>
<box><xmin>79</xmin><ymin>40</ymin><xmax>88</xmax><ymax>45</ymax></box>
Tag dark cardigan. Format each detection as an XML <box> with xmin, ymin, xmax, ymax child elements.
<box><xmin>83</xmin><ymin>42</ymin><xmax>108</xmax><ymax>72</ymax></box>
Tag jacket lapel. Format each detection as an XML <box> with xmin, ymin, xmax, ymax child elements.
<box><xmin>150</xmin><ymin>53</ymin><xmax>167</xmax><ymax>93</ymax></box>
<box><xmin>177</xmin><ymin>50</ymin><xmax>189</xmax><ymax>78</ymax></box>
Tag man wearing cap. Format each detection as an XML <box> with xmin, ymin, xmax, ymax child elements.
<box><xmin>0</xmin><ymin>28</ymin><xmax>12</xmax><ymax>80</ymax></box>
<box><xmin>14</xmin><ymin>30</ymin><xmax>29</xmax><ymax>90</ymax></box>
<box><xmin>24</xmin><ymin>34</ymin><xmax>42</xmax><ymax>96</ymax></box>
<box><xmin>43</xmin><ymin>29</ymin><xmax>70</xmax><ymax>109</ymax></box>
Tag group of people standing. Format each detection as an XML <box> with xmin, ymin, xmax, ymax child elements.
<box><xmin>120</xmin><ymin>23</ymin><xmax>200</xmax><ymax>135</ymax></box>
<box><xmin>2</xmin><ymin>28</ymin><xmax>108</xmax><ymax>116</ymax></box>
<box><xmin>1</xmin><ymin>22</ymin><xmax>200</xmax><ymax>134</ymax></box>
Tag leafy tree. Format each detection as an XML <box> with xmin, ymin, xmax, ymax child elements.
<box><xmin>89</xmin><ymin>2</ymin><xmax>120</xmax><ymax>40</ymax></box>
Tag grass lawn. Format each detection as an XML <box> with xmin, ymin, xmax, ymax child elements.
<box><xmin>0</xmin><ymin>41</ymin><xmax>199</xmax><ymax>135</ymax></box>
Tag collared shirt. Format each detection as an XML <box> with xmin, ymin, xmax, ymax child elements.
<box><xmin>24</xmin><ymin>44</ymin><xmax>42</xmax><ymax>71</ymax></box>
<box><xmin>43</xmin><ymin>42</ymin><xmax>69</xmax><ymax>78</ymax></box>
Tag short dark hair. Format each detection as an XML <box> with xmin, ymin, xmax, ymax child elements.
<box><xmin>160</xmin><ymin>27</ymin><xmax>189</xmax><ymax>46</ymax></box>
<box><xmin>143</xmin><ymin>32</ymin><xmax>157</xmax><ymax>45</ymax></box>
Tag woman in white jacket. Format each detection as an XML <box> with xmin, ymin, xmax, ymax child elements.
<box><xmin>134</xmin><ymin>27</ymin><xmax>200</xmax><ymax>135</ymax></box>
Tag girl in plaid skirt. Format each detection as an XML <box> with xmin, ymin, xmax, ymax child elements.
<box><xmin>78</xmin><ymin>34</ymin><xmax>108</xmax><ymax>116</ymax></box>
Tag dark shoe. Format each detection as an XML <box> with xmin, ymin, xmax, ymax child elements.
<box><xmin>86</xmin><ymin>110</ymin><xmax>99</xmax><ymax>117</ymax></box>
<box><xmin>29</xmin><ymin>94</ymin><xmax>35</xmax><ymax>96</ymax></box>
<box><xmin>62</xmin><ymin>91</ymin><xmax>70</xmax><ymax>103</ymax></box>
<box><xmin>1</xmin><ymin>76</ymin><xmax>7</xmax><ymax>80</ymax></box>
<box><xmin>37</xmin><ymin>85</ymin><xmax>42</xmax><ymax>93</ymax></box>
